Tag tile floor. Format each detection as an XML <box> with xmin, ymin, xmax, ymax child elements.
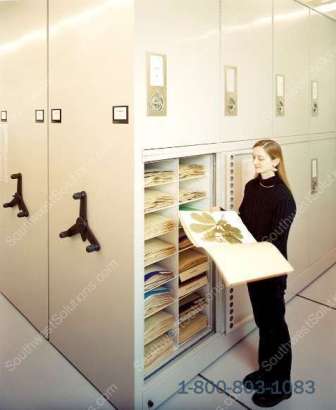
<box><xmin>1</xmin><ymin>263</ymin><xmax>335</xmax><ymax>410</ymax></box>
<box><xmin>0</xmin><ymin>295</ymin><xmax>114</xmax><ymax>410</ymax></box>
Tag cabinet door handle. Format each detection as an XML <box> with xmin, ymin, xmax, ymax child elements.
<box><xmin>59</xmin><ymin>191</ymin><xmax>101</xmax><ymax>253</ymax></box>
<box><xmin>3</xmin><ymin>173</ymin><xmax>29</xmax><ymax>218</ymax></box>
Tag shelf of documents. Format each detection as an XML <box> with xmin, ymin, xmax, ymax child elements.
<box><xmin>143</xmin><ymin>155</ymin><xmax>215</xmax><ymax>378</ymax></box>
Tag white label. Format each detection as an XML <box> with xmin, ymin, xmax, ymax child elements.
<box><xmin>52</xmin><ymin>109</ymin><xmax>61</xmax><ymax>121</ymax></box>
<box><xmin>276</xmin><ymin>75</ymin><xmax>284</xmax><ymax>97</ymax></box>
<box><xmin>113</xmin><ymin>106</ymin><xmax>127</xmax><ymax>121</ymax></box>
<box><xmin>1</xmin><ymin>111</ymin><xmax>7</xmax><ymax>121</ymax></box>
<box><xmin>312</xmin><ymin>81</ymin><xmax>318</xmax><ymax>100</ymax></box>
<box><xmin>36</xmin><ymin>110</ymin><xmax>44</xmax><ymax>121</ymax></box>
<box><xmin>312</xmin><ymin>159</ymin><xmax>317</xmax><ymax>178</ymax></box>
<box><xmin>226</xmin><ymin>68</ymin><xmax>236</xmax><ymax>93</ymax></box>
<box><xmin>150</xmin><ymin>55</ymin><xmax>164</xmax><ymax>87</ymax></box>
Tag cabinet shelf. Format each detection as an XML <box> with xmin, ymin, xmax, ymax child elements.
<box><xmin>145</xmin><ymin>180</ymin><xmax>179</xmax><ymax>188</ymax></box>
<box><xmin>144</xmin><ymin>203</ymin><xmax>178</xmax><ymax>215</ymax></box>
<box><xmin>177</xmin><ymin>325</ymin><xmax>212</xmax><ymax>348</ymax></box>
<box><xmin>144</xmin><ymin>275</ymin><xmax>177</xmax><ymax>293</ymax></box>
<box><xmin>144</xmin><ymin>227</ymin><xmax>178</xmax><ymax>241</ymax></box>
<box><xmin>144</xmin><ymin>298</ymin><xmax>178</xmax><ymax>320</ymax></box>
<box><xmin>144</xmin><ymin>250</ymin><xmax>177</xmax><ymax>268</ymax></box>
<box><xmin>178</xmin><ymin>245</ymin><xmax>195</xmax><ymax>253</ymax></box>
<box><xmin>179</xmin><ymin>196</ymin><xmax>208</xmax><ymax>206</ymax></box>
<box><xmin>144</xmin><ymin>341</ymin><xmax>178</xmax><ymax>378</ymax></box>
<box><xmin>179</xmin><ymin>174</ymin><xmax>207</xmax><ymax>182</ymax></box>
<box><xmin>178</xmin><ymin>281</ymin><xmax>208</xmax><ymax>299</ymax></box>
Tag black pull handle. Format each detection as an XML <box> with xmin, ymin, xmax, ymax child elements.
<box><xmin>86</xmin><ymin>244</ymin><xmax>100</xmax><ymax>253</ymax></box>
<box><xmin>3</xmin><ymin>173</ymin><xmax>29</xmax><ymax>218</ymax></box>
<box><xmin>59</xmin><ymin>191</ymin><xmax>101</xmax><ymax>253</ymax></box>
<box><xmin>73</xmin><ymin>192</ymin><xmax>85</xmax><ymax>200</ymax></box>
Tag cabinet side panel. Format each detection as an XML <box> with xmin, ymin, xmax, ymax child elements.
<box><xmin>49</xmin><ymin>1</ymin><xmax>135</xmax><ymax>408</ymax></box>
<box><xmin>0</xmin><ymin>0</ymin><xmax>48</xmax><ymax>334</ymax></box>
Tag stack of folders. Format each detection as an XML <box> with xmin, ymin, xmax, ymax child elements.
<box><xmin>179</xmin><ymin>275</ymin><xmax>208</xmax><ymax>298</ymax></box>
<box><xmin>145</xmin><ymin>169</ymin><xmax>175</xmax><ymax>187</ymax></box>
<box><xmin>144</xmin><ymin>310</ymin><xmax>176</xmax><ymax>345</ymax></box>
<box><xmin>144</xmin><ymin>238</ymin><xmax>176</xmax><ymax>266</ymax></box>
<box><xmin>145</xmin><ymin>189</ymin><xmax>175</xmax><ymax>212</ymax></box>
<box><xmin>179</xmin><ymin>248</ymin><xmax>208</xmax><ymax>282</ymax></box>
<box><xmin>179</xmin><ymin>164</ymin><xmax>205</xmax><ymax>180</ymax></box>
<box><xmin>179</xmin><ymin>312</ymin><xmax>208</xmax><ymax>344</ymax></box>
<box><xmin>145</xmin><ymin>214</ymin><xmax>177</xmax><ymax>240</ymax></box>
<box><xmin>179</xmin><ymin>228</ymin><xmax>193</xmax><ymax>251</ymax></box>
<box><xmin>179</xmin><ymin>292</ymin><xmax>208</xmax><ymax>325</ymax></box>
<box><xmin>144</xmin><ymin>334</ymin><xmax>175</xmax><ymax>372</ymax></box>
<box><xmin>145</xmin><ymin>286</ymin><xmax>175</xmax><ymax>317</ymax></box>
<box><xmin>145</xmin><ymin>264</ymin><xmax>174</xmax><ymax>292</ymax></box>
<box><xmin>179</xmin><ymin>189</ymin><xmax>206</xmax><ymax>203</ymax></box>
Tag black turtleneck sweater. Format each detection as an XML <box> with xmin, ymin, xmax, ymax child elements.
<box><xmin>238</xmin><ymin>173</ymin><xmax>296</xmax><ymax>260</ymax></box>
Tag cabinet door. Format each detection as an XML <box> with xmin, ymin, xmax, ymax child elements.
<box><xmin>48</xmin><ymin>1</ymin><xmax>135</xmax><ymax>408</ymax></box>
<box><xmin>135</xmin><ymin>0</ymin><xmax>220</xmax><ymax>149</ymax></box>
<box><xmin>309</xmin><ymin>11</ymin><xmax>336</xmax><ymax>134</ymax></box>
<box><xmin>273</xmin><ymin>0</ymin><xmax>310</xmax><ymax>138</ymax></box>
<box><xmin>307</xmin><ymin>137</ymin><xmax>336</xmax><ymax>265</ymax></box>
<box><xmin>0</xmin><ymin>0</ymin><xmax>48</xmax><ymax>335</ymax></box>
<box><xmin>221</xmin><ymin>0</ymin><xmax>273</xmax><ymax>142</ymax></box>
<box><xmin>281</xmin><ymin>141</ymin><xmax>310</xmax><ymax>296</ymax></box>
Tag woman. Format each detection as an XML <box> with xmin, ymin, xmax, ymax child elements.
<box><xmin>238</xmin><ymin>139</ymin><xmax>296</xmax><ymax>408</ymax></box>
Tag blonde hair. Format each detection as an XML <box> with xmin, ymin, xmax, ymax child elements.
<box><xmin>253</xmin><ymin>139</ymin><xmax>292</xmax><ymax>192</ymax></box>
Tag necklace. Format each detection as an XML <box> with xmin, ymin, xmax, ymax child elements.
<box><xmin>259</xmin><ymin>181</ymin><xmax>275</xmax><ymax>188</ymax></box>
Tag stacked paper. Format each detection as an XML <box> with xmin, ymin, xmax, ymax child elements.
<box><xmin>144</xmin><ymin>311</ymin><xmax>176</xmax><ymax>345</ymax></box>
<box><xmin>179</xmin><ymin>248</ymin><xmax>208</xmax><ymax>282</ymax></box>
<box><xmin>179</xmin><ymin>236</ymin><xmax>193</xmax><ymax>251</ymax></box>
<box><xmin>179</xmin><ymin>292</ymin><xmax>208</xmax><ymax>324</ymax></box>
<box><xmin>145</xmin><ymin>169</ymin><xmax>176</xmax><ymax>187</ymax></box>
<box><xmin>178</xmin><ymin>274</ymin><xmax>208</xmax><ymax>298</ymax></box>
<box><xmin>145</xmin><ymin>189</ymin><xmax>175</xmax><ymax>212</ymax></box>
<box><xmin>179</xmin><ymin>248</ymin><xmax>208</xmax><ymax>272</ymax></box>
<box><xmin>179</xmin><ymin>312</ymin><xmax>208</xmax><ymax>344</ymax></box>
<box><xmin>145</xmin><ymin>264</ymin><xmax>174</xmax><ymax>291</ymax></box>
<box><xmin>179</xmin><ymin>189</ymin><xmax>206</xmax><ymax>203</ymax></box>
<box><xmin>145</xmin><ymin>286</ymin><xmax>175</xmax><ymax>317</ymax></box>
<box><xmin>144</xmin><ymin>238</ymin><xmax>176</xmax><ymax>266</ymax></box>
<box><xmin>179</xmin><ymin>228</ymin><xmax>193</xmax><ymax>251</ymax></box>
<box><xmin>144</xmin><ymin>334</ymin><xmax>175</xmax><ymax>371</ymax></box>
<box><xmin>179</xmin><ymin>164</ymin><xmax>205</xmax><ymax>180</ymax></box>
<box><xmin>145</xmin><ymin>214</ymin><xmax>177</xmax><ymax>240</ymax></box>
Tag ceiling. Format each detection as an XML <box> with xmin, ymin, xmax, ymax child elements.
<box><xmin>299</xmin><ymin>0</ymin><xmax>336</xmax><ymax>19</ymax></box>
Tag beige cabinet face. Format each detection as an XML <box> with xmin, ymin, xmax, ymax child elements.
<box><xmin>307</xmin><ymin>138</ymin><xmax>336</xmax><ymax>265</ymax></box>
<box><xmin>309</xmin><ymin>11</ymin><xmax>336</xmax><ymax>133</ymax></box>
<box><xmin>221</xmin><ymin>0</ymin><xmax>273</xmax><ymax>141</ymax></box>
<box><xmin>48</xmin><ymin>1</ymin><xmax>135</xmax><ymax>408</ymax></box>
<box><xmin>273</xmin><ymin>0</ymin><xmax>310</xmax><ymax>137</ymax></box>
<box><xmin>135</xmin><ymin>0</ymin><xmax>221</xmax><ymax>149</ymax></box>
<box><xmin>0</xmin><ymin>0</ymin><xmax>48</xmax><ymax>335</ymax></box>
<box><xmin>281</xmin><ymin>142</ymin><xmax>310</xmax><ymax>295</ymax></box>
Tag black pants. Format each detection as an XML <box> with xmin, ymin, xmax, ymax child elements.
<box><xmin>247</xmin><ymin>274</ymin><xmax>292</xmax><ymax>392</ymax></box>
